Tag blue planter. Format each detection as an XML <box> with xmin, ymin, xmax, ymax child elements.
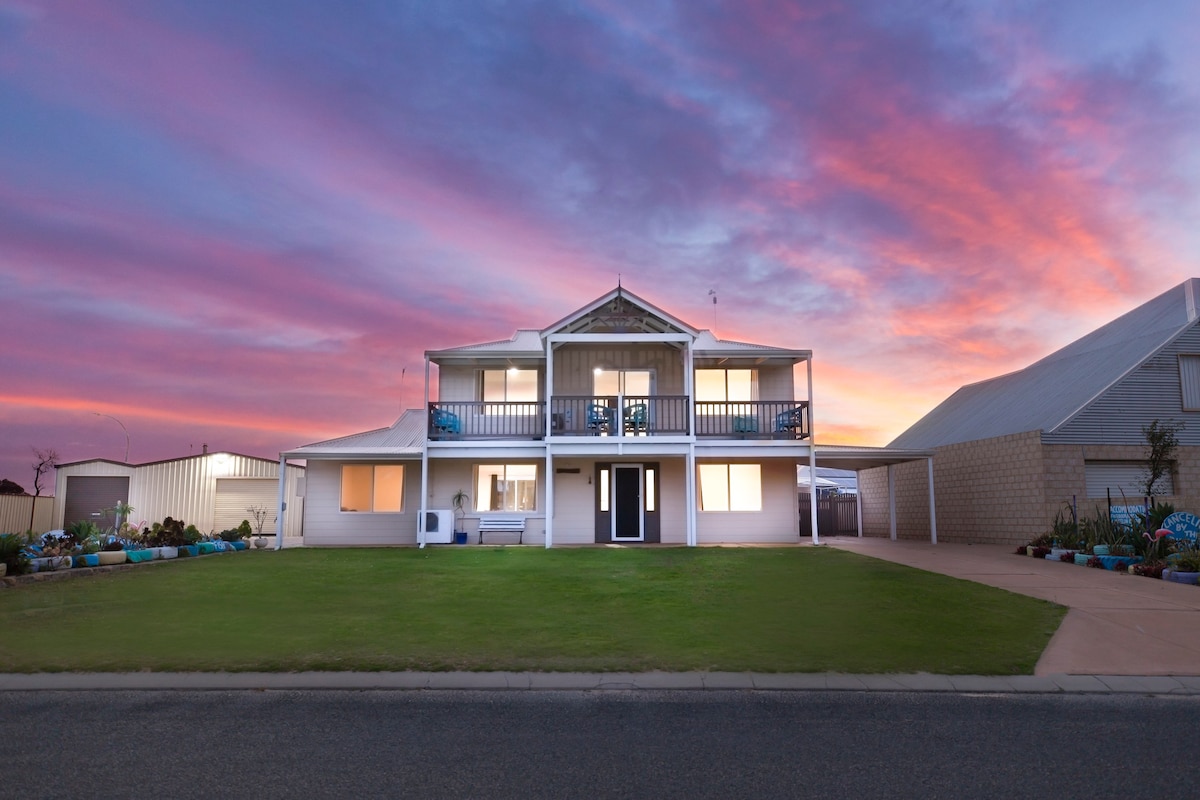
<box><xmin>1096</xmin><ymin>555</ymin><xmax>1141</xmax><ymax>571</ymax></box>
<box><xmin>178</xmin><ymin>545</ymin><xmax>199</xmax><ymax>558</ymax></box>
<box><xmin>454</xmin><ymin>531</ymin><xmax>468</xmax><ymax>545</ymax></box>
<box><xmin>126</xmin><ymin>549</ymin><xmax>154</xmax><ymax>563</ymax></box>
<box><xmin>72</xmin><ymin>554</ymin><xmax>100</xmax><ymax>568</ymax></box>
<box><xmin>1164</xmin><ymin>570</ymin><xmax>1200</xmax><ymax>585</ymax></box>
<box><xmin>230</xmin><ymin>541</ymin><xmax>248</xmax><ymax>551</ymax></box>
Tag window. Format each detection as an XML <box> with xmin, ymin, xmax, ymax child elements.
<box><xmin>340</xmin><ymin>465</ymin><xmax>404</xmax><ymax>512</ymax></box>
<box><xmin>476</xmin><ymin>464</ymin><xmax>537</xmax><ymax>511</ymax></box>
<box><xmin>482</xmin><ymin>369</ymin><xmax>538</xmax><ymax>402</ymax></box>
<box><xmin>593</xmin><ymin>368</ymin><xmax>652</xmax><ymax>396</ymax></box>
<box><xmin>696</xmin><ymin>369</ymin><xmax>756</xmax><ymax>410</ymax></box>
<box><xmin>698</xmin><ymin>464</ymin><xmax>761</xmax><ymax>511</ymax></box>
<box><xmin>1085</xmin><ymin>461</ymin><xmax>1173</xmax><ymax>497</ymax></box>
<box><xmin>1181</xmin><ymin>355</ymin><xmax>1200</xmax><ymax>410</ymax></box>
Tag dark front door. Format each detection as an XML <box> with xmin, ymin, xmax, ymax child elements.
<box><xmin>612</xmin><ymin>464</ymin><xmax>643</xmax><ymax>541</ymax></box>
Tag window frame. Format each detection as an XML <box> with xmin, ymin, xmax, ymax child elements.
<box><xmin>697</xmin><ymin>463</ymin><xmax>762</xmax><ymax>512</ymax></box>
<box><xmin>475</xmin><ymin>464</ymin><xmax>539</xmax><ymax>512</ymax></box>
<box><xmin>339</xmin><ymin>464</ymin><xmax>405</xmax><ymax>513</ymax></box>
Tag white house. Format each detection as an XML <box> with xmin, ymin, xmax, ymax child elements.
<box><xmin>281</xmin><ymin>287</ymin><xmax>931</xmax><ymax>547</ymax></box>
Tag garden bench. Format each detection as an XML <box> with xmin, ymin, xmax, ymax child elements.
<box><xmin>478</xmin><ymin>516</ymin><xmax>525</xmax><ymax>544</ymax></box>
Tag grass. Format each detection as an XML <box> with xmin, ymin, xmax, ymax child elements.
<box><xmin>0</xmin><ymin>547</ymin><xmax>1065</xmax><ymax>674</ymax></box>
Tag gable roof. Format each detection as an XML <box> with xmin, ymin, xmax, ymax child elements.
<box><xmin>891</xmin><ymin>278</ymin><xmax>1200</xmax><ymax>449</ymax></box>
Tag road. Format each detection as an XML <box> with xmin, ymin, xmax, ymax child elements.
<box><xmin>4</xmin><ymin>690</ymin><xmax>1196</xmax><ymax>798</ymax></box>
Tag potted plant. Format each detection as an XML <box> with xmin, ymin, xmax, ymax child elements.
<box><xmin>451</xmin><ymin>489</ymin><xmax>470</xmax><ymax>545</ymax></box>
<box><xmin>1165</xmin><ymin>549</ymin><xmax>1200</xmax><ymax>585</ymax></box>
<box><xmin>246</xmin><ymin>505</ymin><xmax>271</xmax><ymax>548</ymax></box>
<box><xmin>0</xmin><ymin>531</ymin><xmax>32</xmax><ymax>577</ymax></box>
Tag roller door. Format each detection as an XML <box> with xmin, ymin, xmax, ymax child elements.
<box><xmin>64</xmin><ymin>476</ymin><xmax>129</xmax><ymax>529</ymax></box>
<box><xmin>214</xmin><ymin>478</ymin><xmax>278</xmax><ymax>535</ymax></box>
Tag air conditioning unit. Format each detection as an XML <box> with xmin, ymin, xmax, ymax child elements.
<box><xmin>421</xmin><ymin>509</ymin><xmax>454</xmax><ymax>544</ymax></box>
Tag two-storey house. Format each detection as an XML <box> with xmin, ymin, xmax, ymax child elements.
<box><xmin>282</xmin><ymin>287</ymin><xmax>822</xmax><ymax>546</ymax></box>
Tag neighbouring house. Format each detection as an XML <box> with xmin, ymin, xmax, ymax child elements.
<box><xmin>859</xmin><ymin>278</ymin><xmax>1200</xmax><ymax>545</ymax></box>
<box><xmin>281</xmin><ymin>286</ymin><xmax>930</xmax><ymax>547</ymax></box>
<box><xmin>52</xmin><ymin>450</ymin><xmax>305</xmax><ymax>538</ymax></box>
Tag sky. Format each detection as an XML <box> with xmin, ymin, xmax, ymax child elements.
<box><xmin>2</xmin><ymin>0</ymin><xmax>1199</xmax><ymax>489</ymax></box>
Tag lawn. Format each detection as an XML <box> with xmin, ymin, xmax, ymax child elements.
<box><xmin>0</xmin><ymin>547</ymin><xmax>1065</xmax><ymax>674</ymax></box>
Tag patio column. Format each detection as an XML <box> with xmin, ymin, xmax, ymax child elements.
<box><xmin>419</xmin><ymin>355</ymin><xmax>430</xmax><ymax>548</ymax></box>
<box><xmin>887</xmin><ymin>463</ymin><xmax>897</xmax><ymax>541</ymax></box>
<box><xmin>855</xmin><ymin>469</ymin><xmax>864</xmax><ymax>537</ymax></box>
<box><xmin>807</xmin><ymin>358</ymin><xmax>819</xmax><ymax>544</ymax></box>
<box><xmin>927</xmin><ymin>457</ymin><xmax>937</xmax><ymax>545</ymax></box>
<box><xmin>545</xmin><ymin>451</ymin><xmax>554</xmax><ymax>548</ymax></box>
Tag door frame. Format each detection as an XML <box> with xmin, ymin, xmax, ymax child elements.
<box><xmin>610</xmin><ymin>463</ymin><xmax>645</xmax><ymax>541</ymax></box>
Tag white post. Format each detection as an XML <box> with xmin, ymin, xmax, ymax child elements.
<box><xmin>419</xmin><ymin>356</ymin><xmax>431</xmax><ymax>548</ymax></box>
<box><xmin>927</xmin><ymin>457</ymin><xmax>938</xmax><ymax>545</ymax></box>
<box><xmin>855</xmin><ymin>470</ymin><xmax>864</xmax><ymax>537</ymax></box>
<box><xmin>887</xmin><ymin>464</ymin><xmax>897</xmax><ymax>541</ymax></box>
<box><xmin>274</xmin><ymin>455</ymin><xmax>288</xmax><ymax>550</ymax></box>
<box><xmin>807</xmin><ymin>358</ymin><xmax>819</xmax><ymax>544</ymax></box>
<box><xmin>686</xmin><ymin>445</ymin><xmax>697</xmax><ymax>547</ymax></box>
<box><xmin>545</xmin><ymin>451</ymin><xmax>554</xmax><ymax>548</ymax></box>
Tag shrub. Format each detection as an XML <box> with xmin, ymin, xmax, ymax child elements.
<box><xmin>0</xmin><ymin>532</ymin><xmax>32</xmax><ymax>575</ymax></box>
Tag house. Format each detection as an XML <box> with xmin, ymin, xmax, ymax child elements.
<box><xmin>52</xmin><ymin>450</ymin><xmax>306</xmax><ymax>538</ymax></box>
<box><xmin>859</xmin><ymin>278</ymin><xmax>1200</xmax><ymax>545</ymax></box>
<box><xmin>282</xmin><ymin>287</ymin><xmax>933</xmax><ymax>546</ymax></box>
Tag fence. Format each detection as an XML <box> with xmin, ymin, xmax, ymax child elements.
<box><xmin>0</xmin><ymin>495</ymin><xmax>54</xmax><ymax>534</ymax></box>
<box><xmin>799</xmin><ymin>494</ymin><xmax>859</xmax><ymax>537</ymax></box>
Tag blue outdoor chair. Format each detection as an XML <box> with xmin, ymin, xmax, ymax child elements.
<box><xmin>586</xmin><ymin>403</ymin><xmax>614</xmax><ymax>433</ymax></box>
<box><xmin>432</xmin><ymin>408</ymin><xmax>462</xmax><ymax>437</ymax></box>
<box><xmin>623</xmin><ymin>403</ymin><xmax>648</xmax><ymax>434</ymax></box>
<box><xmin>774</xmin><ymin>406</ymin><xmax>807</xmax><ymax>438</ymax></box>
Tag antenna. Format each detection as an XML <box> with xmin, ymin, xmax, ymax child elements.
<box><xmin>400</xmin><ymin>367</ymin><xmax>406</xmax><ymax>413</ymax></box>
<box><xmin>708</xmin><ymin>289</ymin><xmax>717</xmax><ymax>329</ymax></box>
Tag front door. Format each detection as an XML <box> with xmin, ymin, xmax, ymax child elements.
<box><xmin>611</xmin><ymin>464</ymin><xmax>644</xmax><ymax>541</ymax></box>
<box><xmin>594</xmin><ymin>463</ymin><xmax>660</xmax><ymax>543</ymax></box>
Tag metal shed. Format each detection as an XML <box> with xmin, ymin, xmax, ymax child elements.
<box><xmin>52</xmin><ymin>451</ymin><xmax>305</xmax><ymax>539</ymax></box>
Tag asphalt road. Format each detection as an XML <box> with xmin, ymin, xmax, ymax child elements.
<box><xmin>5</xmin><ymin>690</ymin><xmax>1197</xmax><ymax>799</ymax></box>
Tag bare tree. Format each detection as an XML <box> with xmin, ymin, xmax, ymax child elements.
<box><xmin>29</xmin><ymin>447</ymin><xmax>59</xmax><ymax>533</ymax></box>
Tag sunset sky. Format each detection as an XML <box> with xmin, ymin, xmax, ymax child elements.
<box><xmin>2</xmin><ymin>0</ymin><xmax>1198</xmax><ymax>488</ymax></box>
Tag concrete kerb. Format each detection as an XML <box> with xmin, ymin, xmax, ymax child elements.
<box><xmin>4</xmin><ymin>671</ymin><xmax>1200</xmax><ymax>694</ymax></box>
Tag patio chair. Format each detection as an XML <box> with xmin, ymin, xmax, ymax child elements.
<box><xmin>623</xmin><ymin>403</ymin><xmax>648</xmax><ymax>434</ymax></box>
<box><xmin>432</xmin><ymin>408</ymin><xmax>462</xmax><ymax>437</ymax></box>
<box><xmin>774</xmin><ymin>406</ymin><xmax>807</xmax><ymax>438</ymax></box>
<box><xmin>586</xmin><ymin>403</ymin><xmax>614</xmax><ymax>433</ymax></box>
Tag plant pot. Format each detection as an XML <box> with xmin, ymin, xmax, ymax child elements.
<box><xmin>454</xmin><ymin>531</ymin><xmax>468</xmax><ymax>545</ymax></box>
<box><xmin>97</xmin><ymin>551</ymin><xmax>127</xmax><ymax>566</ymax></box>
<box><xmin>253</xmin><ymin>537</ymin><xmax>267</xmax><ymax>549</ymax></box>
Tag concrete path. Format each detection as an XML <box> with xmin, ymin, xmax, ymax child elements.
<box><xmin>825</xmin><ymin>537</ymin><xmax>1200</xmax><ymax>676</ymax></box>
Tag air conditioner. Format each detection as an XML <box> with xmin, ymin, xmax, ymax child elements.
<box><xmin>421</xmin><ymin>509</ymin><xmax>454</xmax><ymax>544</ymax></box>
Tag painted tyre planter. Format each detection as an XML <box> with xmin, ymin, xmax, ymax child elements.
<box><xmin>72</xmin><ymin>554</ymin><xmax>101</xmax><ymax>568</ymax></box>
<box><xmin>230</xmin><ymin>541</ymin><xmax>248</xmax><ymax>551</ymax></box>
<box><xmin>1047</xmin><ymin>548</ymin><xmax>1073</xmax><ymax>561</ymax></box>
<box><xmin>1073</xmin><ymin>553</ymin><xmax>1090</xmax><ymax>566</ymax></box>
<box><xmin>1096</xmin><ymin>555</ymin><xmax>1140</xmax><ymax>571</ymax></box>
<box><xmin>178</xmin><ymin>545</ymin><xmax>199</xmax><ymax>558</ymax></box>
<box><xmin>32</xmin><ymin>556</ymin><xmax>70</xmax><ymax>571</ymax></box>
<box><xmin>1092</xmin><ymin>545</ymin><xmax>1111</xmax><ymax>556</ymax></box>
<box><xmin>97</xmin><ymin>551</ymin><xmax>128</xmax><ymax>566</ymax></box>
<box><xmin>1164</xmin><ymin>570</ymin><xmax>1200</xmax><ymax>585</ymax></box>
<box><xmin>126</xmin><ymin>549</ymin><xmax>154</xmax><ymax>563</ymax></box>
<box><xmin>198</xmin><ymin>542</ymin><xmax>219</xmax><ymax>555</ymax></box>
<box><xmin>159</xmin><ymin>546</ymin><xmax>178</xmax><ymax>559</ymax></box>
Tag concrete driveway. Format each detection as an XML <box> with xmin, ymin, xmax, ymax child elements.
<box><xmin>825</xmin><ymin>537</ymin><xmax>1200</xmax><ymax>676</ymax></box>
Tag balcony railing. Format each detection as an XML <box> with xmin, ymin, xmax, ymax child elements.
<box><xmin>694</xmin><ymin>400</ymin><xmax>810</xmax><ymax>440</ymax></box>
<box><xmin>429</xmin><ymin>399</ymin><xmax>810</xmax><ymax>441</ymax></box>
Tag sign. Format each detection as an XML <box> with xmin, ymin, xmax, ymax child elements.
<box><xmin>1162</xmin><ymin>512</ymin><xmax>1200</xmax><ymax>544</ymax></box>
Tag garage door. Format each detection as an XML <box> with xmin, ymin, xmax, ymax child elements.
<box><xmin>214</xmin><ymin>479</ymin><xmax>279</xmax><ymax>535</ymax></box>
<box><xmin>64</xmin><ymin>476</ymin><xmax>130</xmax><ymax>530</ymax></box>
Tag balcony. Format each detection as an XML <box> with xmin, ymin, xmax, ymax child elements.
<box><xmin>428</xmin><ymin>399</ymin><xmax>810</xmax><ymax>441</ymax></box>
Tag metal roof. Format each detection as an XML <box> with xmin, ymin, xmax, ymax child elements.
<box><xmin>891</xmin><ymin>279</ymin><xmax>1200</xmax><ymax>449</ymax></box>
<box><xmin>283</xmin><ymin>410</ymin><xmax>426</xmax><ymax>458</ymax></box>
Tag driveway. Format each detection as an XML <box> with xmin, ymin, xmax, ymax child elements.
<box><xmin>825</xmin><ymin>537</ymin><xmax>1200</xmax><ymax>676</ymax></box>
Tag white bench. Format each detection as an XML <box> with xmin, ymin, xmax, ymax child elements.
<box><xmin>478</xmin><ymin>517</ymin><xmax>525</xmax><ymax>544</ymax></box>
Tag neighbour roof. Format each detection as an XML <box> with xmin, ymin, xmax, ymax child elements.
<box><xmin>56</xmin><ymin>452</ymin><xmax>293</xmax><ymax>469</ymax></box>
<box><xmin>891</xmin><ymin>278</ymin><xmax>1200</xmax><ymax>449</ymax></box>
<box><xmin>283</xmin><ymin>410</ymin><xmax>425</xmax><ymax>458</ymax></box>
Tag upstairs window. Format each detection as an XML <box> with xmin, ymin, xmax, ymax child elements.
<box><xmin>482</xmin><ymin>369</ymin><xmax>538</xmax><ymax>402</ymax></box>
<box><xmin>696</xmin><ymin>369</ymin><xmax>756</xmax><ymax>414</ymax></box>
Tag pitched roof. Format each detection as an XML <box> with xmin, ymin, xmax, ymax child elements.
<box><xmin>283</xmin><ymin>410</ymin><xmax>425</xmax><ymax>458</ymax></box>
<box><xmin>891</xmin><ymin>278</ymin><xmax>1200</xmax><ymax>448</ymax></box>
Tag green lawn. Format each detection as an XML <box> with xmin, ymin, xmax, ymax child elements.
<box><xmin>0</xmin><ymin>547</ymin><xmax>1064</xmax><ymax>674</ymax></box>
